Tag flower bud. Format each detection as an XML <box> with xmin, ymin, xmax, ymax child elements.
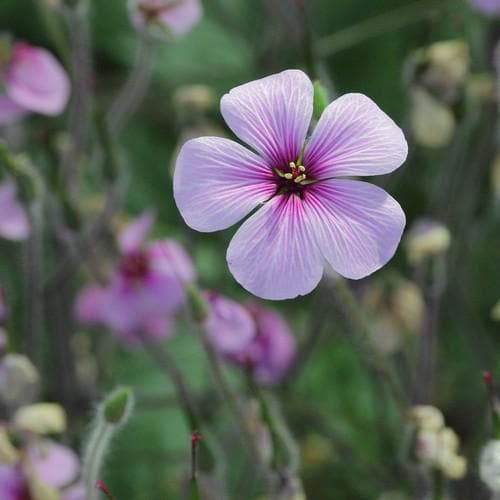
<box><xmin>480</xmin><ymin>440</ymin><xmax>500</xmax><ymax>492</ymax></box>
<box><xmin>102</xmin><ymin>386</ymin><xmax>134</xmax><ymax>425</ymax></box>
<box><xmin>404</xmin><ymin>219</ymin><xmax>451</xmax><ymax>265</ymax></box>
<box><xmin>13</xmin><ymin>403</ymin><xmax>66</xmax><ymax>435</ymax></box>
<box><xmin>0</xmin><ymin>354</ymin><xmax>39</xmax><ymax>408</ymax></box>
<box><xmin>410</xmin><ymin>405</ymin><xmax>445</xmax><ymax>431</ymax></box>
<box><xmin>441</xmin><ymin>453</ymin><xmax>467</xmax><ymax>479</ymax></box>
<box><xmin>491</xmin><ymin>300</ymin><xmax>500</xmax><ymax>322</ymax></box>
<box><xmin>174</xmin><ymin>84</ymin><xmax>216</xmax><ymax>114</ymax></box>
<box><xmin>313</xmin><ymin>81</ymin><xmax>329</xmax><ymax>120</ymax></box>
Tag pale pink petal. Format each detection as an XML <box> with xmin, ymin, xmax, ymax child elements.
<box><xmin>29</xmin><ymin>440</ymin><xmax>80</xmax><ymax>489</ymax></box>
<box><xmin>62</xmin><ymin>482</ymin><xmax>86</xmax><ymax>500</ymax></box>
<box><xmin>226</xmin><ymin>195</ymin><xmax>323</xmax><ymax>300</ymax></box>
<box><xmin>304</xmin><ymin>180</ymin><xmax>406</xmax><ymax>279</ymax></box>
<box><xmin>148</xmin><ymin>239</ymin><xmax>195</xmax><ymax>283</ymax></box>
<box><xmin>204</xmin><ymin>292</ymin><xmax>256</xmax><ymax>355</ymax></box>
<box><xmin>118</xmin><ymin>211</ymin><xmax>154</xmax><ymax>254</ymax></box>
<box><xmin>74</xmin><ymin>285</ymin><xmax>107</xmax><ymax>325</ymax></box>
<box><xmin>157</xmin><ymin>0</ymin><xmax>202</xmax><ymax>36</ymax></box>
<box><xmin>469</xmin><ymin>0</ymin><xmax>500</xmax><ymax>15</ymax></box>
<box><xmin>6</xmin><ymin>42</ymin><xmax>70</xmax><ymax>116</ymax></box>
<box><xmin>174</xmin><ymin>137</ymin><xmax>276</xmax><ymax>232</ymax></box>
<box><xmin>304</xmin><ymin>93</ymin><xmax>408</xmax><ymax>179</ymax></box>
<box><xmin>0</xmin><ymin>95</ymin><xmax>28</xmax><ymax>125</ymax></box>
<box><xmin>0</xmin><ymin>181</ymin><xmax>30</xmax><ymax>241</ymax></box>
<box><xmin>220</xmin><ymin>70</ymin><xmax>313</xmax><ymax>167</ymax></box>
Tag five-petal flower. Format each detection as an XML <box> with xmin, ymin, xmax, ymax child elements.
<box><xmin>174</xmin><ymin>70</ymin><xmax>408</xmax><ymax>300</ymax></box>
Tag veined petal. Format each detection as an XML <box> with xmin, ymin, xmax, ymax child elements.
<box><xmin>118</xmin><ymin>210</ymin><xmax>155</xmax><ymax>254</ymax></box>
<box><xmin>304</xmin><ymin>93</ymin><xmax>408</xmax><ymax>179</ymax></box>
<box><xmin>305</xmin><ymin>180</ymin><xmax>406</xmax><ymax>279</ymax></box>
<box><xmin>174</xmin><ymin>136</ymin><xmax>276</xmax><ymax>232</ymax></box>
<box><xmin>226</xmin><ymin>194</ymin><xmax>323</xmax><ymax>300</ymax></box>
<box><xmin>221</xmin><ymin>70</ymin><xmax>313</xmax><ymax>166</ymax></box>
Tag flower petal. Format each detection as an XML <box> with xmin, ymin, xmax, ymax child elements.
<box><xmin>174</xmin><ymin>137</ymin><xmax>276</xmax><ymax>232</ymax></box>
<box><xmin>0</xmin><ymin>95</ymin><xmax>27</xmax><ymax>125</ymax></box>
<box><xmin>305</xmin><ymin>180</ymin><xmax>405</xmax><ymax>279</ymax></box>
<box><xmin>0</xmin><ymin>181</ymin><xmax>30</xmax><ymax>241</ymax></box>
<box><xmin>74</xmin><ymin>285</ymin><xmax>107</xmax><ymax>325</ymax></box>
<box><xmin>6</xmin><ymin>43</ymin><xmax>70</xmax><ymax>116</ymax></box>
<box><xmin>157</xmin><ymin>0</ymin><xmax>202</xmax><ymax>36</ymax></box>
<box><xmin>220</xmin><ymin>70</ymin><xmax>313</xmax><ymax>166</ymax></box>
<box><xmin>118</xmin><ymin>211</ymin><xmax>155</xmax><ymax>254</ymax></box>
<box><xmin>304</xmin><ymin>93</ymin><xmax>408</xmax><ymax>179</ymax></box>
<box><xmin>226</xmin><ymin>194</ymin><xmax>323</xmax><ymax>300</ymax></box>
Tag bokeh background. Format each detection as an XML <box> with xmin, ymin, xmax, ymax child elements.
<box><xmin>1</xmin><ymin>0</ymin><xmax>500</xmax><ymax>499</ymax></box>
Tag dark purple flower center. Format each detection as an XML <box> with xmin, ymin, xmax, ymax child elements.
<box><xmin>120</xmin><ymin>250</ymin><xmax>150</xmax><ymax>282</ymax></box>
<box><xmin>274</xmin><ymin>160</ymin><xmax>311</xmax><ymax>197</ymax></box>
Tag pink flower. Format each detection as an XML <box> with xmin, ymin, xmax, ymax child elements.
<box><xmin>0</xmin><ymin>440</ymin><xmax>81</xmax><ymax>500</ymax></box>
<box><xmin>204</xmin><ymin>292</ymin><xmax>256</xmax><ymax>355</ymax></box>
<box><xmin>238</xmin><ymin>303</ymin><xmax>296</xmax><ymax>385</ymax></box>
<box><xmin>174</xmin><ymin>70</ymin><xmax>408</xmax><ymax>300</ymax></box>
<box><xmin>75</xmin><ymin>212</ymin><xmax>194</xmax><ymax>342</ymax></box>
<box><xmin>469</xmin><ymin>0</ymin><xmax>500</xmax><ymax>15</ymax></box>
<box><xmin>0</xmin><ymin>42</ymin><xmax>70</xmax><ymax>125</ymax></box>
<box><xmin>129</xmin><ymin>0</ymin><xmax>202</xmax><ymax>38</ymax></box>
<box><xmin>204</xmin><ymin>294</ymin><xmax>296</xmax><ymax>384</ymax></box>
<box><xmin>0</xmin><ymin>181</ymin><xmax>30</xmax><ymax>241</ymax></box>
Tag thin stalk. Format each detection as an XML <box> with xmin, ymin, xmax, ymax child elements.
<box><xmin>316</xmin><ymin>0</ymin><xmax>448</xmax><ymax>57</ymax></box>
<box><xmin>432</xmin><ymin>468</ymin><xmax>444</xmax><ymax>500</ymax></box>
<box><xmin>108</xmin><ymin>34</ymin><xmax>156</xmax><ymax>135</ymax></box>
<box><xmin>334</xmin><ymin>278</ymin><xmax>409</xmax><ymax>414</ymax></box>
<box><xmin>83</xmin><ymin>421</ymin><xmax>113</xmax><ymax>500</ymax></box>
<box><xmin>140</xmin><ymin>336</ymin><xmax>227</xmax><ymax>494</ymax></box>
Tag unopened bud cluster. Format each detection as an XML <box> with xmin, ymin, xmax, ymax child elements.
<box><xmin>410</xmin><ymin>405</ymin><xmax>467</xmax><ymax>479</ymax></box>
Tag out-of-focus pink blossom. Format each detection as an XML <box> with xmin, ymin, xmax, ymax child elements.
<box><xmin>204</xmin><ymin>292</ymin><xmax>256</xmax><ymax>355</ymax></box>
<box><xmin>239</xmin><ymin>303</ymin><xmax>296</xmax><ymax>385</ymax></box>
<box><xmin>129</xmin><ymin>0</ymin><xmax>202</xmax><ymax>38</ymax></box>
<box><xmin>0</xmin><ymin>440</ymin><xmax>81</xmax><ymax>499</ymax></box>
<box><xmin>469</xmin><ymin>0</ymin><xmax>500</xmax><ymax>15</ymax></box>
<box><xmin>29</xmin><ymin>440</ymin><xmax>80</xmax><ymax>489</ymax></box>
<box><xmin>0</xmin><ymin>42</ymin><xmax>70</xmax><ymax>125</ymax></box>
<box><xmin>204</xmin><ymin>294</ymin><xmax>296</xmax><ymax>385</ymax></box>
<box><xmin>75</xmin><ymin>212</ymin><xmax>194</xmax><ymax>343</ymax></box>
<box><xmin>0</xmin><ymin>181</ymin><xmax>30</xmax><ymax>241</ymax></box>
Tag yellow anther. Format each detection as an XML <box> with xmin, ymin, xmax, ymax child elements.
<box><xmin>298</xmin><ymin>165</ymin><xmax>306</xmax><ymax>172</ymax></box>
<box><xmin>289</xmin><ymin>162</ymin><xmax>296</xmax><ymax>170</ymax></box>
<box><xmin>284</xmin><ymin>173</ymin><xmax>293</xmax><ymax>180</ymax></box>
<box><xmin>274</xmin><ymin>168</ymin><xmax>285</xmax><ymax>178</ymax></box>
<box><xmin>294</xmin><ymin>174</ymin><xmax>306</xmax><ymax>183</ymax></box>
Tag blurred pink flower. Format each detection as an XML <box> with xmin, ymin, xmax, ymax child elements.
<box><xmin>0</xmin><ymin>42</ymin><xmax>70</xmax><ymax>125</ymax></box>
<box><xmin>75</xmin><ymin>212</ymin><xmax>194</xmax><ymax>343</ymax></box>
<box><xmin>0</xmin><ymin>440</ymin><xmax>81</xmax><ymax>500</ymax></box>
<box><xmin>174</xmin><ymin>70</ymin><xmax>407</xmax><ymax>300</ymax></box>
<box><xmin>204</xmin><ymin>292</ymin><xmax>256</xmax><ymax>355</ymax></box>
<box><xmin>204</xmin><ymin>293</ymin><xmax>296</xmax><ymax>384</ymax></box>
<box><xmin>237</xmin><ymin>303</ymin><xmax>296</xmax><ymax>385</ymax></box>
<box><xmin>129</xmin><ymin>0</ymin><xmax>202</xmax><ymax>38</ymax></box>
<box><xmin>0</xmin><ymin>181</ymin><xmax>30</xmax><ymax>241</ymax></box>
<box><xmin>469</xmin><ymin>0</ymin><xmax>500</xmax><ymax>15</ymax></box>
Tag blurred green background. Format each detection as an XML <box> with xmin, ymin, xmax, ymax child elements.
<box><xmin>1</xmin><ymin>0</ymin><xmax>500</xmax><ymax>499</ymax></box>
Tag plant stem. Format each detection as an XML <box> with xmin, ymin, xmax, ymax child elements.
<box><xmin>432</xmin><ymin>468</ymin><xmax>444</xmax><ymax>500</ymax></box>
<box><xmin>316</xmin><ymin>0</ymin><xmax>448</xmax><ymax>57</ymax></box>
<box><xmin>108</xmin><ymin>34</ymin><xmax>156</xmax><ymax>135</ymax></box>
<box><xmin>334</xmin><ymin>278</ymin><xmax>409</xmax><ymax>414</ymax></box>
<box><xmin>83</xmin><ymin>420</ymin><xmax>113</xmax><ymax>500</ymax></box>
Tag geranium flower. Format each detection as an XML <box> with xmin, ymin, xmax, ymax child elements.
<box><xmin>0</xmin><ymin>181</ymin><xmax>30</xmax><ymax>241</ymax></box>
<box><xmin>129</xmin><ymin>0</ymin><xmax>202</xmax><ymax>38</ymax></box>
<box><xmin>75</xmin><ymin>211</ymin><xmax>194</xmax><ymax>342</ymax></box>
<box><xmin>174</xmin><ymin>70</ymin><xmax>407</xmax><ymax>300</ymax></box>
<box><xmin>0</xmin><ymin>42</ymin><xmax>70</xmax><ymax>125</ymax></box>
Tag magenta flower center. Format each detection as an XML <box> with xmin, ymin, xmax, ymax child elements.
<box><xmin>120</xmin><ymin>250</ymin><xmax>150</xmax><ymax>282</ymax></box>
<box><xmin>274</xmin><ymin>160</ymin><xmax>311</xmax><ymax>197</ymax></box>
